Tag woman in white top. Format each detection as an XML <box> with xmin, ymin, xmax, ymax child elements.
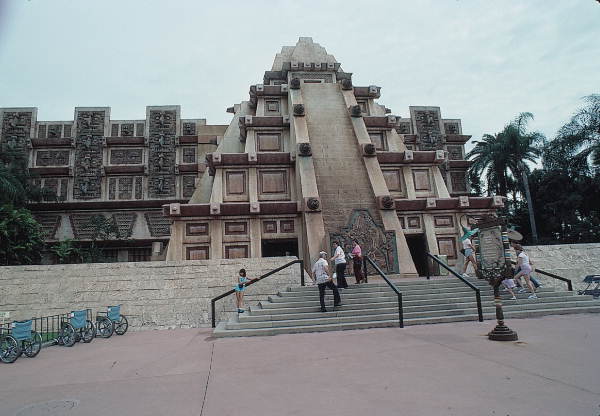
<box><xmin>330</xmin><ymin>241</ymin><xmax>348</xmax><ymax>289</ymax></box>
<box><xmin>461</xmin><ymin>228</ymin><xmax>478</xmax><ymax>277</ymax></box>
<box><xmin>513</xmin><ymin>244</ymin><xmax>537</xmax><ymax>299</ymax></box>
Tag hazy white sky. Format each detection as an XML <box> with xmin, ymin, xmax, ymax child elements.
<box><xmin>0</xmin><ymin>0</ymin><xmax>598</xmax><ymax>147</ymax></box>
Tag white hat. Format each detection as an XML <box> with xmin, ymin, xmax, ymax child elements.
<box><xmin>319</xmin><ymin>251</ymin><xmax>327</xmax><ymax>256</ymax></box>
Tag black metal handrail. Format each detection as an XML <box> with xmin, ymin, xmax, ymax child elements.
<box><xmin>425</xmin><ymin>252</ymin><xmax>483</xmax><ymax>322</ymax></box>
<box><xmin>510</xmin><ymin>261</ymin><xmax>573</xmax><ymax>291</ymax></box>
<box><xmin>210</xmin><ymin>259</ymin><xmax>305</xmax><ymax>328</ymax></box>
<box><xmin>363</xmin><ymin>256</ymin><xmax>403</xmax><ymax>328</ymax></box>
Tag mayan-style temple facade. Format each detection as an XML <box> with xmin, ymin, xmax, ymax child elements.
<box><xmin>1</xmin><ymin>38</ymin><xmax>501</xmax><ymax>273</ymax></box>
<box><xmin>0</xmin><ymin>105</ymin><xmax>226</xmax><ymax>262</ymax></box>
<box><xmin>163</xmin><ymin>38</ymin><xmax>502</xmax><ymax>276</ymax></box>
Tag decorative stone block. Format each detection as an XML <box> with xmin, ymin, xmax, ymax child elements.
<box><xmin>378</xmin><ymin>195</ymin><xmax>395</xmax><ymax>210</ymax></box>
<box><xmin>244</xmin><ymin>115</ymin><xmax>253</xmax><ymax>125</ymax></box>
<box><xmin>405</xmin><ymin>150</ymin><xmax>414</xmax><ymax>161</ymax></box>
<box><xmin>298</xmin><ymin>142</ymin><xmax>312</xmax><ymax>156</ymax></box>
<box><xmin>435</xmin><ymin>150</ymin><xmax>446</xmax><ymax>161</ymax></box>
<box><xmin>362</xmin><ymin>143</ymin><xmax>376</xmax><ymax>156</ymax></box>
<box><xmin>305</xmin><ymin>197</ymin><xmax>321</xmax><ymax>211</ymax></box>
<box><xmin>250</xmin><ymin>202</ymin><xmax>260</xmax><ymax>213</ymax></box>
<box><xmin>368</xmin><ymin>85</ymin><xmax>379</xmax><ymax>95</ymax></box>
<box><xmin>349</xmin><ymin>105</ymin><xmax>362</xmax><ymax>118</ymax></box>
<box><xmin>459</xmin><ymin>196</ymin><xmax>470</xmax><ymax>207</ymax></box>
<box><xmin>210</xmin><ymin>203</ymin><xmax>220</xmax><ymax>215</ymax></box>
<box><xmin>386</xmin><ymin>115</ymin><xmax>397</xmax><ymax>126</ymax></box>
<box><xmin>290</xmin><ymin>78</ymin><xmax>301</xmax><ymax>89</ymax></box>
<box><xmin>426</xmin><ymin>198</ymin><xmax>437</xmax><ymax>208</ymax></box>
<box><xmin>293</xmin><ymin>104</ymin><xmax>305</xmax><ymax>116</ymax></box>
<box><xmin>341</xmin><ymin>79</ymin><xmax>353</xmax><ymax>90</ymax></box>
<box><xmin>492</xmin><ymin>196</ymin><xmax>505</xmax><ymax>207</ymax></box>
<box><xmin>170</xmin><ymin>203</ymin><xmax>181</xmax><ymax>216</ymax></box>
<box><xmin>256</xmin><ymin>84</ymin><xmax>264</xmax><ymax>92</ymax></box>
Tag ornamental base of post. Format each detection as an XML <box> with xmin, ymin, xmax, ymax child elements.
<box><xmin>488</xmin><ymin>324</ymin><xmax>518</xmax><ymax>341</ymax></box>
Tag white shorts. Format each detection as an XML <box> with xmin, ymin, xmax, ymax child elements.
<box><xmin>502</xmin><ymin>278</ymin><xmax>516</xmax><ymax>289</ymax></box>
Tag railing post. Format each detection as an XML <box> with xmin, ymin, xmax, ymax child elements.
<box><xmin>363</xmin><ymin>257</ymin><xmax>368</xmax><ymax>283</ymax></box>
<box><xmin>567</xmin><ymin>280</ymin><xmax>572</xmax><ymax>291</ymax></box>
<box><xmin>475</xmin><ymin>289</ymin><xmax>483</xmax><ymax>322</ymax></box>
<box><xmin>397</xmin><ymin>293</ymin><xmax>404</xmax><ymax>328</ymax></box>
<box><xmin>426</xmin><ymin>257</ymin><xmax>431</xmax><ymax>280</ymax></box>
<box><xmin>211</xmin><ymin>299</ymin><xmax>216</xmax><ymax>328</ymax></box>
<box><xmin>300</xmin><ymin>259</ymin><xmax>305</xmax><ymax>286</ymax></box>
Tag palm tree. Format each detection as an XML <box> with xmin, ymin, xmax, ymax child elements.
<box><xmin>467</xmin><ymin>112</ymin><xmax>544</xmax><ymax>243</ymax></box>
<box><xmin>547</xmin><ymin>94</ymin><xmax>600</xmax><ymax>169</ymax></box>
<box><xmin>0</xmin><ymin>145</ymin><xmax>54</xmax><ymax>206</ymax></box>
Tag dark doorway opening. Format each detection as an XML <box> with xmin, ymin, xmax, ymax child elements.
<box><xmin>262</xmin><ymin>239</ymin><xmax>299</xmax><ymax>258</ymax></box>
<box><xmin>406</xmin><ymin>234</ymin><xmax>428</xmax><ymax>277</ymax></box>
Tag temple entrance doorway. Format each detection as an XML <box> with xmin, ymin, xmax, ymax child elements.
<box><xmin>261</xmin><ymin>239</ymin><xmax>299</xmax><ymax>258</ymax></box>
<box><xmin>405</xmin><ymin>234</ymin><xmax>428</xmax><ymax>277</ymax></box>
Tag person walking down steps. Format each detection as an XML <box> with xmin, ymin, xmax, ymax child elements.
<box><xmin>331</xmin><ymin>241</ymin><xmax>348</xmax><ymax>289</ymax></box>
<box><xmin>311</xmin><ymin>251</ymin><xmax>342</xmax><ymax>313</ymax></box>
<box><xmin>234</xmin><ymin>268</ymin><xmax>255</xmax><ymax>313</ymax></box>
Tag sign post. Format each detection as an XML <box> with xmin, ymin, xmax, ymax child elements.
<box><xmin>475</xmin><ymin>216</ymin><xmax>518</xmax><ymax>341</ymax></box>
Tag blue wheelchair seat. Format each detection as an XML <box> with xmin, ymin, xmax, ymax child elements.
<box><xmin>70</xmin><ymin>310</ymin><xmax>88</xmax><ymax>329</ymax></box>
<box><xmin>11</xmin><ymin>320</ymin><xmax>33</xmax><ymax>341</ymax></box>
<box><xmin>108</xmin><ymin>306</ymin><xmax>121</xmax><ymax>322</ymax></box>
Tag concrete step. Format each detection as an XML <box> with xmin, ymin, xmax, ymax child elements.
<box><xmin>277</xmin><ymin>285</ymin><xmax>492</xmax><ymax>299</ymax></box>
<box><xmin>214</xmin><ymin>306</ymin><xmax>600</xmax><ymax>337</ymax></box>
<box><xmin>285</xmin><ymin>280</ymin><xmax>490</xmax><ymax>294</ymax></box>
<box><xmin>262</xmin><ymin>288</ymin><xmax>561</xmax><ymax>308</ymax></box>
<box><xmin>228</xmin><ymin>300</ymin><xmax>600</xmax><ymax>330</ymax></box>
<box><xmin>242</xmin><ymin>297</ymin><xmax>594</xmax><ymax>322</ymax></box>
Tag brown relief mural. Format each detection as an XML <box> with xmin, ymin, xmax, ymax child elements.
<box><xmin>414</xmin><ymin>110</ymin><xmax>442</xmax><ymax>151</ymax></box>
<box><xmin>182</xmin><ymin>175</ymin><xmax>196</xmax><ymax>198</ymax></box>
<box><xmin>1</xmin><ymin>111</ymin><xmax>33</xmax><ymax>152</ymax></box>
<box><xmin>36</xmin><ymin>150</ymin><xmax>70</xmax><ymax>166</ymax></box>
<box><xmin>73</xmin><ymin>110</ymin><xmax>105</xmax><ymax>200</ymax></box>
<box><xmin>330</xmin><ymin>209</ymin><xmax>399</xmax><ymax>274</ymax></box>
<box><xmin>110</xmin><ymin>149</ymin><xmax>143</xmax><ymax>164</ymax></box>
<box><xmin>148</xmin><ymin>109</ymin><xmax>177</xmax><ymax>198</ymax></box>
<box><xmin>144</xmin><ymin>211</ymin><xmax>171</xmax><ymax>237</ymax></box>
<box><xmin>182</xmin><ymin>147</ymin><xmax>196</xmax><ymax>164</ymax></box>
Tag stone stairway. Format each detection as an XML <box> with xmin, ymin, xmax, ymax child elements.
<box><xmin>213</xmin><ymin>278</ymin><xmax>600</xmax><ymax>337</ymax></box>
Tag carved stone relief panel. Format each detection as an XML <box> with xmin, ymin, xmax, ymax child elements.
<box><xmin>382</xmin><ymin>169</ymin><xmax>402</xmax><ymax>192</ymax></box>
<box><xmin>397</xmin><ymin>122</ymin><xmax>412</xmax><ymax>134</ymax></box>
<box><xmin>262</xmin><ymin>221</ymin><xmax>277</xmax><ymax>234</ymax></box>
<box><xmin>38</xmin><ymin>125</ymin><xmax>46</xmax><ymax>138</ymax></box>
<box><xmin>111</xmin><ymin>124</ymin><xmax>119</xmax><ymax>137</ymax></box>
<box><xmin>407</xmin><ymin>216</ymin><xmax>421</xmax><ymax>229</ymax></box>
<box><xmin>414</xmin><ymin>109</ymin><xmax>442</xmax><ymax>151</ymax></box>
<box><xmin>1</xmin><ymin>111</ymin><xmax>33</xmax><ymax>152</ymax></box>
<box><xmin>444</xmin><ymin>122</ymin><xmax>460</xmax><ymax>135</ymax></box>
<box><xmin>182</xmin><ymin>122</ymin><xmax>196</xmax><ymax>136</ymax></box>
<box><xmin>258</xmin><ymin>170</ymin><xmax>287</xmax><ymax>195</ymax></box>
<box><xmin>186</xmin><ymin>246</ymin><xmax>209</xmax><ymax>260</ymax></box>
<box><xmin>186</xmin><ymin>222</ymin><xmax>209</xmax><ymax>236</ymax></box>
<box><xmin>47</xmin><ymin>124</ymin><xmax>62</xmax><ymax>138</ymax></box>
<box><xmin>450</xmin><ymin>171</ymin><xmax>467</xmax><ymax>193</ymax></box>
<box><xmin>110</xmin><ymin>148</ymin><xmax>143</xmax><ymax>164</ymax></box>
<box><xmin>144</xmin><ymin>211</ymin><xmax>171</xmax><ymax>236</ymax></box>
<box><xmin>108</xmin><ymin>178</ymin><xmax>117</xmax><ymax>200</ymax></box>
<box><xmin>121</xmin><ymin>123</ymin><xmax>134</xmax><ymax>137</ymax></box>
<box><xmin>434</xmin><ymin>215</ymin><xmax>454</xmax><ymax>228</ymax></box>
<box><xmin>113</xmin><ymin>212</ymin><xmax>137</xmax><ymax>237</ymax></box>
<box><xmin>446</xmin><ymin>145</ymin><xmax>463</xmax><ymax>160</ymax></box>
<box><xmin>148</xmin><ymin>109</ymin><xmax>177</xmax><ymax>198</ymax></box>
<box><xmin>224</xmin><ymin>245</ymin><xmax>249</xmax><ymax>259</ymax></box>
<box><xmin>182</xmin><ymin>147</ymin><xmax>196</xmax><ymax>164</ymax></box>
<box><xmin>280</xmin><ymin>220</ymin><xmax>295</xmax><ymax>233</ymax></box>
<box><xmin>290</xmin><ymin>72</ymin><xmax>333</xmax><ymax>83</ymax></box>
<box><xmin>69</xmin><ymin>213</ymin><xmax>99</xmax><ymax>239</ymax></box>
<box><xmin>265</xmin><ymin>100</ymin><xmax>280</xmax><ymax>114</ymax></box>
<box><xmin>73</xmin><ymin>110</ymin><xmax>105</xmax><ymax>200</ymax></box>
<box><xmin>134</xmin><ymin>176</ymin><xmax>143</xmax><ymax>199</ymax></box>
<box><xmin>330</xmin><ymin>209</ymin><xmax>399</xmax><ymax>274</ymax></box>
<box><xmin>256</xmin><ymin>132</ymin><xmax>282</xmax><ymax>152</ymax></box>
<box><xmin>118</xmin><ymin>177</ymin><xmax>134</xmax><ymax>199</ymax></box>
<box><xmin>225</xmin><ymin>171</ymin><xmax>247</xmax><ymax>195</ymax></box>
<box><xmin>182</xmin><ymin>175</ymin><xmax>196</xmax><ymax>198</ymax></box>
<box><xmin>224</xmin><ymin>221</ymin><xmax>248</xmax><ymax>235</ymax></box>
<box><xmin>34</xmin><ymin>214</ymin><xmax>61</xmax><ymax>239</ymax></box>
<box><xmin>412</xmin><ymin>169</ymin><xmax>431</xmax><ymax>192</ymax></box>
<box><xmin>135</xmin><ymin>123</ymin><xmax>145</xmax><ymax>137</ymax></box>
<box><xmin>369</xmin><ymin>132</ymin><xmax>386</xmax><ymax>151</ymax></box>
<box><xmin>36</xmin><ymin>150</ymin><xmax>70</xmax><ymax>166</ymax></box>
<box><xmin>63</xmin><ymin>124</ymin><xmax>72</xmax><ymax>137</ymax></box>
<box><xmin>437</xmin><ymin>236</ymin><xmax>457</xmax><ymax>259</ymax></box>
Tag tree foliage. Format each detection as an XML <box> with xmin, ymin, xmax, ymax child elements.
<box><xmin>0</xmin><ymin>205</ymin><xmax>45</xmax><ymax>265</ymax></box>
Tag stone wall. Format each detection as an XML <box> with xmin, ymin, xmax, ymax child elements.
<box><xmin>0</xmin><ymin>257</ymin><xmax>303</xmax><ymax>330</ymax></box>
<box><xmin>523</xmin><ymin>243</ymin><xmax>600</xmax><ymax>292</ymax></box>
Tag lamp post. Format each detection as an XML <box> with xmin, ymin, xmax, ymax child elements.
<box><xmin>474</xmin><ymin>216</ymin><xmax>518</xmax><ymax>341</ymax></box>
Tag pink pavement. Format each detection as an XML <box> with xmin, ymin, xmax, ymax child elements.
<box><xmin>1</xmin><ymin>314</ymin><xmax>599</xmax><ymax>416</ymax></box>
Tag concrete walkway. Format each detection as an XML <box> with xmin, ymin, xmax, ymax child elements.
<box><xmin>1</xmin><ymin>314</ymin><xmax>599</xmax><ymax>416</ymax></box>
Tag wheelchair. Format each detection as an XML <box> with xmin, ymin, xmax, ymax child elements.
<box><xmin>0</xmin><ymin>320</ymin><xmax>42</xmax><ymax>363</ymax></box>
<box><xmin>57</xmin><ymin>309</ymin><xmax>96</xmax><ymax>347</ymax></box>
<box><xmin>96</xmin><ymin>305</ymin><xmax>128</xmax><ymax>338</ymax></box>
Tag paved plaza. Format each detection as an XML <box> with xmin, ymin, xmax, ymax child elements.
<box><xmin>1</xmin><ymin>314</ymin><xmax>599</xmax><ymax>416</ymax></box>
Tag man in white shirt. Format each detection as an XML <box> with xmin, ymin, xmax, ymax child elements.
<box><xmin>330</xmin><ymin>241</ymin><xmax>348</xmax><ymax>289</ymax></box>
<box><xmin>311</xmin><ymin>251</ymin><xmax>342</xmax><ymax>312</ymax></box>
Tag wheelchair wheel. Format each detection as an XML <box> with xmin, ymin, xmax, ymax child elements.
<box><xmin>82</xmin><ymin>320</ymin><xmax>96</xmax><ymax>343</ymax></box>
<box><xmin>23</xmin><ymin>331</ymin><xmax>42</xmax><ymax>358</ymax></box>
<box><xmin>114</xmin><ymin>315</ymin><xmax>129</xmax><ymax>335</ymax></box>
<box><xmin>96</xmin><ymin>317</ymin><xmax>114</xmax><ymax>338</ymax></box>
<box><xmin>1</xmin><ymin>335</ymin><xmax>20</xmax><ymax>363</ymax></box>
<box><xmin>59</xmin><ymin>323</ymin><xmax>76</xmax><ymax>347</ymax></box>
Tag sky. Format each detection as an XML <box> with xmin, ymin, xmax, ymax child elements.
<box><xmin>0</xmin><ymin>0</ymin><xmax>598</xmax><ymax>149</ymax></box>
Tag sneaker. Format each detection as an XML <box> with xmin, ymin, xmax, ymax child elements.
<box><xmin>237</xmin><ymin>308</ymin><xmax>245</xmax><ymax>313</ymax></box>
<box><xmin>462</xmin><ymin>273</ymin><xmax>470</xmax><ymax>278</ymax></box>
<box><xmin>510</xmin><ymin>296</ymin><xmax>517</xmax><ymax>300</ymax></box>
<box><xmin>320</xmin><ymin>308</ymin><xmax>327</xmax><ymax>313</ymax></box>
<box><xmin>528</xmin><ymin>294</ymin><xmax>538</xmax><ymax>299</ymax></box>
<box><xmin>518</xmin><ymin>288</ymin><xmax>527</xmax><ymax>293</ymax></box>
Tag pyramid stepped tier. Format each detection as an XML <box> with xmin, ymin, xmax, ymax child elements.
<box><xmin>214</xmin><ymin>279</ymin><xmax>600</xmax><ymax>337</ymax></box>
